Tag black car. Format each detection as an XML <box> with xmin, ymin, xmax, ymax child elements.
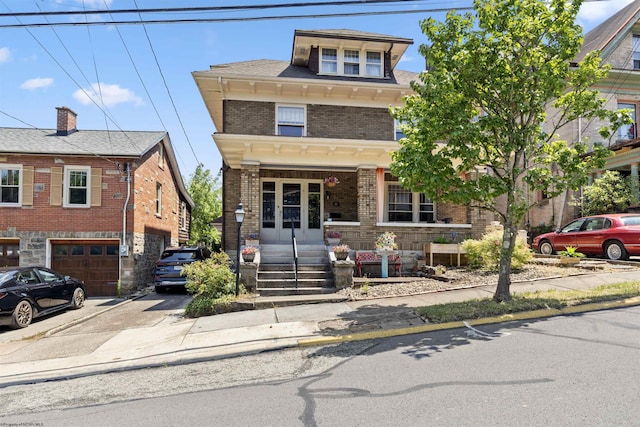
<box><xmin>154</xmin><ymin>246</ymin><xmax>211</xmax><ymax>293</ymax></box>
<box><xmin>0</xmin><ymin>266</ymin><xmax>86</xmax><ymax>329</ymax></box>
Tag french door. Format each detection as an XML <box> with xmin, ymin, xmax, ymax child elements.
<box><xmin>260</xmin><ymin>180</ymin><xmax>323</xmax><ymax>242</ymax></box>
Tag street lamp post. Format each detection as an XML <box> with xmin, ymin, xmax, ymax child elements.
<box><xmin>234</xmin><ymin>201</ymin><xmax>245</xmax><ymax>297</ymax></box>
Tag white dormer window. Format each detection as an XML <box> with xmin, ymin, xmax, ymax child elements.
<box><xmin>321</xmin><ymin>48</ymin><xmax>338</xmax><ymax>73</ymax></box>
<box><xmin>319</xmin><ymin>47</ymin><xmax>383</xmax><ymax>78</ymax></box>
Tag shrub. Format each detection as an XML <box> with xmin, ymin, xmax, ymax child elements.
<box><xmin>462</xmin><ymin>230</ymin><xmax>532</xmax><ymax>270</ymax></box>
<box><xmin>182</xmin><ymin>252</ymin><xmax>237</xmax><ymax>299</ymax></box>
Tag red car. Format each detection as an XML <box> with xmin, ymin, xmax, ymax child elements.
<box><xmin>532</xmin><ymin>214</ymin><xmax>640</xmax><ymax>260</ymax></box>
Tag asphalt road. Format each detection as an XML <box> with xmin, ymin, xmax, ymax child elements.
<box><xmin>1</xmin><ymin>305</ymin><xmax>639</xmax><ymax>425</ymax></box>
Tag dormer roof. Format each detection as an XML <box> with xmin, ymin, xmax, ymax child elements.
<box><xmin>291</xmin><ymin>28</ymin><xmax>413</xmax><ymax>70</ymax></box>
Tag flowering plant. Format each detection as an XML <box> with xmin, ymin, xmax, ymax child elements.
<box><xmin>324</xmin><ymin>176</ymin><xmax>340</xmax><ymax>185</ymax></box>
<box><xmin>332</xmin><ymin>244</ymin><xmax>350</xmax><ymax>254</ymax></box>
<box><xmin>326</xmin><ymin>231</ymin><xmax>342</xmax><ymax>239</ymax></box>
<box><xmin>375</xmin><ymin>231</ymin><xmax>398</xmax><ymax>250</ymax></box>
<box><xmin>241</xmin><ymin>246</ymin><xmax>259</xmax><ymax>255</ymax></box>
<box><xmin>246</xmin><ymin>232</ymin><xmax>260</xmax><ymax>240</ymax></box>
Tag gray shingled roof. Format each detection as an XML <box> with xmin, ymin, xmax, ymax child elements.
<box><xmin>207</xmin><ymin>59</ymin><xmax>418</xmax><ymax>86</ymax></box>
<box><xmin>575</xmin><ymin>0</ymin><xmax>640</xmax><ymax>63</ymax></box>
<box><xmin>293</xmin><ymin>28</ymin><xmax>413</xmax><ymax>44</ymax></box>
<box><xmin>0</xmin><ymin>128</ymin><xmax>167</xmax><ymax>157</ymax></box>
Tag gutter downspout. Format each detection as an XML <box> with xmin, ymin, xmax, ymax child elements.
<box><xmin>119</xmin><ymin>162</ymin><xmax>131</xmax><ymax>297</ymax></box>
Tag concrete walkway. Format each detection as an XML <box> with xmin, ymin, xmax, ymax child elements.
<box><xmin>1</xmin><ymin>269</ymin><xmax>640</xmax><ymax>387</ymax></box>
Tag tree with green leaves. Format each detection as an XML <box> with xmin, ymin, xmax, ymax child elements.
<box><xmin>391</xmin><ymin>0</ymin><xmax>630</xmax><ymax>302</ymax></box>
<box><xmin>577</xmin><ymin>170</ymin><xmax>633</xmax><ymax>216</ymax></box>
<box><xmin>187</xmin><ymin>164</ymin><xmax>222</xmax><ymax>250</ymax></box>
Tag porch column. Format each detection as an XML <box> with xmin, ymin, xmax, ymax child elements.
<box><xmin>240</xmin><ymin>161</ymin><xmax>261</xmax><ymax>239</ymax></box>
<box><xmin>632</xmin><ymin>163</ymin><xmax>639</xmax><ymax>205</ymax></box>
<box><xmin>376</xmin><ymin>168</ymin><xmax>385</xmax><ymax>223</ymax></box>
<box><xmin>356</xmin><ymin>166</ymin><xmax>377</xmax><ymax>228</ymax></box>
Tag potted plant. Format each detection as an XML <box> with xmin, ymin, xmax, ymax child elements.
<box><xmin>241</xmin><ymin>245</ymin><xmax>259</xmax><ymax>262</ymax></box>
<box><xmin>324</xmin><ymin>175</ymin><xmax>340</xmax><ymax>188</ymax></box>
<box><xmin>558</xmin><ymin>246</ymin><xmax>585</xmax><ymax>265</ymax></box>
<box><xmin>434</xmin><ymin>264</ymin><xmax>447</xmax><ymax>277</ymax></box>
<box><xmin>332</xmin><ymin>244</ymin><xmax>350</xmax><ymax>261</ymax></box>
<box><xmin>326</xmin><ymin>230</ymin><xmax>342</xmax><ymax>245</ymax></box>
<box><xmin>246</xmin><ymin>232</ymin><xmax>260</xmax><ymax>246</ymax></box>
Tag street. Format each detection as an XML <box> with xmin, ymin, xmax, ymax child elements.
<box><xmin>1</xmin><ymin>305</ymin><xmax>639</xmax><ymax>426</ymax></box>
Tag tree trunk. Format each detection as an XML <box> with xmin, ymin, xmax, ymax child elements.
<box><xmin>493</xmin><ymin>221</ymin><xmax>518</xmax><ymax>302</ymax></box>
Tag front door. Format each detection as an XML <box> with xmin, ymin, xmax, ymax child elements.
<box><xmin>260</xmin><ymin>180</ymin><xmax>323</xmax><ymax>243</ymax></box>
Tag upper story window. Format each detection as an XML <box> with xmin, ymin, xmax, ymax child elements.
<box><xmin>63</xmin><ymin>166</ymin><xmax>90</xmax><ymax>208</ymax></box>
<box><xmin>277</xmin><ymin>105</ymin><xmax>305</xmax><ymax>136</ymax></box>
<box><xmin>633</xmin><ymin>35</ymin><xmax>640</xmax><ymax>69</ymax></box>
<box><xmin>394</xmin><ymin>119</ymin><xmax>406</xmax><ymax>141</ymax></box>
<box><xmin>321</xmin><ymin>48</ymin><xmax>338</xmax><ymax>73</ymax></box>
<box><xmin>618</xmin><ymin>102</ymin><xmax>637</xmax><ymax>140</ymax></box>
<box><xmin>319</xmin><ymin>47</ymin><xmax>383</xmax><ymax>78</ymax></box>
<box><xmin>386</xmin><ymin>184</ymin><xmax>435</xmax><ymax>223</ymax></box>
<box><xmin>156</xmin><ymin>183</ymin><xmax>162</xmax><ymax>216</ymax></box>
<box><xmin>0</xmin><ymin>164</ymin><xmax>21</xmax><ymax>206</ymax></box>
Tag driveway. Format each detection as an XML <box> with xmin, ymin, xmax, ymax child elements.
<box><xmin>0</xmin><ymin>291</ymin><xmax>192</xmax><ymax>363</ymax></box>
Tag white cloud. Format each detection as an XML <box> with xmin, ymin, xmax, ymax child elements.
<box><xmin>578</xmin><ymin>0</ymin><xmax>634</xmax><ymax>31</ymax></box>
<box><xmin>73</xmin><ymin>83</ymin><xmax>144</xmax><ymax>107</ymax></box>
<box><xmin>0</xmin><ymin>47</ymin><xmax>10</xmax><ymax>63</ymax></box>
<box><xmin>20</xmin><ymin>77</ymin><xmax>54</xmax><ymax>90</ymax></box>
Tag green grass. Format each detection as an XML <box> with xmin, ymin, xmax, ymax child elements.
<box><xmin>417</xmin><ymin>281</ymin><xmax>640</xmax><ymax>324</ymax></box>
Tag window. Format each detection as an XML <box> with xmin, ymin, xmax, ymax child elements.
<box><xmin>366</xmin><ymin>51</ymin><xmax>382</xmax><ymax>76</ymax></box>
<box><xmin>318</xmin><ymin>48</ymin><xmax>384</xmax><ymax>78</ymax></box>
<box><xmin>618</xmin><ymin>102</ymin><xmax>637</xmax><ymax>140</ymax></box>
<box><xmin>386</xmin><ymin>184</ymin><xmax>435</xmax><ymax>223</ymax></box>
<box><xmin>0</xmin><ymin>165</ymin><xmax>21</xmax><ymax>206</ymax></box>
<box><xmin>633</xmin><ymin>35</ymin><xmax>640</xmax><ymax>69</ymax></box>
<box><xmin>277</xmin><ymin>105</ymin><xmax>305</xmax><ymax>136</ymax></box>
<box><xmin>394</xmin><ymin>119</ymin><xmax>406</xmax><ymax>141</ymax></box>
<box><xmin>180</xmin><ymin>201</ymin><xmax>187</xmax><ymax>230</ymax></box>
<box><xmin>344</xmin><ymin>50</ymin><xmax>360</xmax><ymax>75</ymax></box>
<box><xmin>321</xmin><ymin>48</ymin><xmax>337</xmax><ymax>73</ymax></box>
<box><xmin>156</xmin><ymin>183</ymin><xmax>162</xmax><ymax>216</ymax></box>
<box><xmin>63</xmin><ymin>166</ymin><xmax>90</xmax><ymax>207</ymax></box>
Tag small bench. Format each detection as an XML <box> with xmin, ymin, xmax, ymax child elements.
<box><xmin>355</xmin><ymin>251</ymin><xmax>402</xmax><ymax>277</ymax></box>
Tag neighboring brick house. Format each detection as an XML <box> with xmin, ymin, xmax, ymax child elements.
<box><xmin>193</xmin><ymin>29</ymin><xmax>494</xmax><ymax>256</ymax></box>
<box><xmin>530</xmin><ymin>0</ymin><xmax>640</xmax><ymax>231</ymax></box>
<box><xmin>0</xmin><ymin>106</ymin><xmax>193</xmax><ymax>296</ymax></box>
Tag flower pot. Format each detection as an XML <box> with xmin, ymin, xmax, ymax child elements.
<box><xmin>335</xmin><ymin>252</ymin><xmax>349</xmax><ymax>261</ymax></box>
<box><xmin>327</xmin><ymin>238</ymin><xmax>340</xmax><ymax>245</ymax></box>
<box><xmin>242</xmin><ymin>254</ymin><xmax>255</xmax><ymax>263</ymax></box>
<box><xmin>560</xmin><ymin>256</ymin><xmax>581</xmax><ymax>265</ymax></box>
<box><xmin>246</xmin><ymin>240</ymin><xmax>259</xmax><ymax>247</ymax></box>
<box><xmin>325</xmin><ymin>182</ymin><xmax>336</xmax><ymax>188</ymax></box>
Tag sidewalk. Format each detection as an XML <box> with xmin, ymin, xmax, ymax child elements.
<box><xmin>1</xmin><ymin>269</ymin><xmax>640</xmax><ymax>387</ymax></box>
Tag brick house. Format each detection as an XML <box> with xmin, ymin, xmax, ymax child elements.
<box><xmin>0</xmin><ymin>106</ymin><xmax>193</xmax><ymax>296</ymax></box>
<box><xmin>193</xmin><ymin>29</ymin><xmax>494</xmax><ymax>269</ymax></box>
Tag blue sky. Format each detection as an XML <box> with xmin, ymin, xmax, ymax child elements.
<box><xmin>0</xmin><ymin>0</ymin><xmax>634</xmax><ymax>179</ymax></box>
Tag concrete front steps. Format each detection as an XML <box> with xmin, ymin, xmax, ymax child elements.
<box><xmin>256</xmin><ymin>243</ymin><xmax>337</xmax><ymax>297</ymax></box>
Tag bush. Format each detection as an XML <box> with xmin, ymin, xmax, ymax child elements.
<box><xmin>182</xmin><ymin>252</ymin><xmax>237</xmax><ymax>299</ymax></box>
<box><xmin>462</xmin><ymin>230</ymin><xmax>532</xmax><ymax>270</ymax></box>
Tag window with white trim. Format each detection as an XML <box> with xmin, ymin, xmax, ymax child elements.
<box><xmin>277</xmin><ymin>105</ymin><xmax>305</xmax><ymax>136</ymax></box>
<box><xmin>386</xmin><ymin>184</ymin><xmax>435</xmax><ymax>223</ymax></box>
<box><xmin>156</xmin><ymin>183</ymin><xmax>162</xmax><ymax>216</ymax></box>
<box><xmin>321</xmin><ymin>48</ymin><xmax>337</xmax><ymax>73</ymax></box>
<box><xmin>634</xmin><ymin>35</ymin><xmax>640</xmax><ymax>70</ymax></box>
<box><xmin>180</xmin><ymin>201</ymin><xmax>187</xmax><ymax>230</ymax></box>
<box><xmin>618</xmin><ymin>102</ymin><xmax>637</xmax><ymax>140</ymax></box>
<box><xmin>0</xmin><ymin>164</ymin><xmax>21</xmax><ymax>206</ymax></box>
<box><xmin>318</xmin><ymin>47</ymin><xmax>384</xmax><ymax>78</ymax></box>
<box><xmin>63</xmin><ymin>166</ymin><xmax>90</xmax><ymax>207</ymax></box>
<box><xmin>394</xmin><ymin>119</ymin><xmax>406</xmax><ymax>141</ymax></box>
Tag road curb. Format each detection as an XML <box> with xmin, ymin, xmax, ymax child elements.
<box><xmin>298</xmin><ymin>296</ymin><xmax>640</xmax><ymax>347</ymax></box>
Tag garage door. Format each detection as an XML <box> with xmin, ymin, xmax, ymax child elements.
<box><xmin>52</xmin><ymin>242</ymin><xmax>120</xmax><ymax>296</ymax></box>
<box><xmin>0</xmin><ymin>240</ymin><xmax>19</xmax><ymax>267</ymax></box>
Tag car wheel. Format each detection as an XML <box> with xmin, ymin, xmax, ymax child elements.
<box><xmin>11</xmin><ymin>300</ymin><xmax>33</xmax><ymax>329</ymax></box>
<box><xmin>71</xmin><ymin>287</ymin><xmax>85</xmax><ymax>309</ymax></box>
<box><xmin>605</xmin><ymin>241</ymin><xmax>628</xmax><ymax>260</ymax></box>
<box><xmin>539</xmin><ymin>240</ymin><xmax>554</xmax><ymax>255</ymax></box>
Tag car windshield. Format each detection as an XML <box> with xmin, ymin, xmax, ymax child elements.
<box><xmin>160</xmin><ymin>251</ymin><xmax>197</xmax><ymax>261</ymax></box>
<box><xmin>621</xmin><ymin>216</ymin><xmax>640</xmax><ymax>226</ymax></box>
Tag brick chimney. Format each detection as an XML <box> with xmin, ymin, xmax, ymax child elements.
<box><xmin>56</xmin><ymin>106</ymin><xmax>78</xmax><ymax>136</ymax></box>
